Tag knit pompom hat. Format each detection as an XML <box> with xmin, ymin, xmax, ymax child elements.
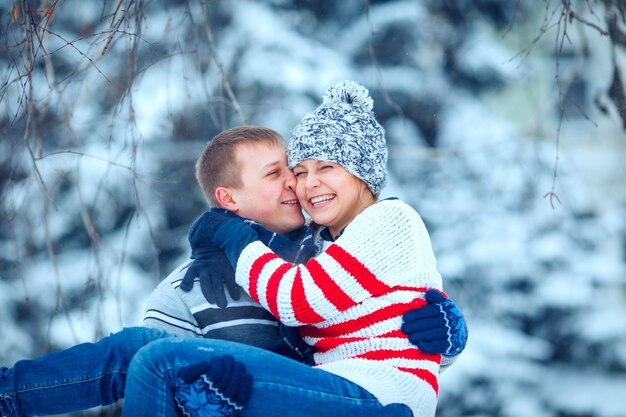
<box><xmin>287</xmin><ymin>80</ymin><xmax>388</xmax><ymax>196</ymax></box>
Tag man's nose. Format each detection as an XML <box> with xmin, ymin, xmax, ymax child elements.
<box><xmin>285</xmin><ymin>171</ymin><xmax>297</xmax><ymax>190</ymax></box>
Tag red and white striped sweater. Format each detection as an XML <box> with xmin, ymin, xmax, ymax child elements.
<box><xmin>235</xmin><ymin>199</ymin><xmax>443</xmax><ymax>417</ymax></box>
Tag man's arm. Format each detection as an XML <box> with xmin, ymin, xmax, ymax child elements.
<box><xmin>144</xmin><ymin>260</ymin><xmax>306</xmax><ymax>357</ymax></box>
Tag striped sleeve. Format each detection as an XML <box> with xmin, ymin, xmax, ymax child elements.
<box><xmin>235</xmin><ymin>200</ymin><xmax>443</xmax><ymax>326</ymax></box>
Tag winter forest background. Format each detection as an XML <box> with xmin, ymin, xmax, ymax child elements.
<box><xmin>1</xmin><ymin>1</ymin><xmax>626</xmax><ymax>416</ymax></box>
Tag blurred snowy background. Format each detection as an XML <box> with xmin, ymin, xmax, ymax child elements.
<box><xmin>1</xmin><ymin>1</ymin><xmax>625</xmax><ymax>416</ymax></box>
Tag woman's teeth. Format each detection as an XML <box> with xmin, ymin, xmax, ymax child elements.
<box><xmin>310</xmin><ymin>194</ymin><xmax>335</xmax><ymax>205</ymax></box>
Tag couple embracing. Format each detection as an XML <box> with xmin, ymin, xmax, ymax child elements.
<box><xmin>1</xmin><ymin>81</ymin><xmax>467</xmax><ymax>417</ymax></box>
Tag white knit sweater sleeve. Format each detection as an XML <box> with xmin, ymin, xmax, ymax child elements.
<box><xmin>234</xmin><ymin>199</ymin><xmax>442</xmax><ymax>326</ymax></box>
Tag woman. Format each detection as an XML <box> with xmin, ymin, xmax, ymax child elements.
<box><xmin>123</xmin><ymin>81</ymin><xmax>459</xmax><ymax>417</ymax></box>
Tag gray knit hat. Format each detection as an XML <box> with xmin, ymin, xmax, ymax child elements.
<box><xmin>287</xmin><ymin>80</ymin><xmax>388</xmax><ymax>196</ymax></box>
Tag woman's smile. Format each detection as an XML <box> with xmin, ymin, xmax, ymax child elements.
<box><xmin>309</xmin><ymin>193</ymin><xmax>336</xmax><ymax>207</ymax></box>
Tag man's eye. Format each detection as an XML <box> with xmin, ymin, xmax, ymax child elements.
<box><xmin>294</xmin><ymin>171</ymin><xmax>305</xmax><ymax>177</ymax></box>
<box><xmin>320</xmin><ymin>165</ymin><xmax>333</xmax><ymax>170</ymax></box>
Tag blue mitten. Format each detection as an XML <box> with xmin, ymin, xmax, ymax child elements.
<box><xmin>243</xmin><ymin>220</ymin><xmax>318</xmax><ymax>265</ymax></box>
<box><xmin>175</xmin><ymin>355</ymin><xmax>253</xmax><ymax>417</ymax></box>
<box><xmin>211</xmin><ymin>218</ymin><xmax>258</xmax><ymax>268</ymax></box>
<box><xmin>213</xmin><ymin>218</ymin><xmax>319</xmax><ymax>268</ymax></box>
<box><xmin>180</xmin><ymin>210</ymin><xmax>242</xmax><ymax>308</ymax></box>
<box><xmin>401</xmin><ymin>289</ymin><xmax>468</xmax><ymax>356</ymax></box>
<box><xmin>181</xmin><ymin>209</ymin><xmax>318</xmax><ymax>308</ymax></box>
<box><xmin>180</xmin><ymin>250</ymin><xmax>238</xmax><ymax>309</ymax></box>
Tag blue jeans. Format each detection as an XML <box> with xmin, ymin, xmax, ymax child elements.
<box><xmin>122</xmin><ymin>337</ymin><xmax>413</xmax><ymax>417</ymax></box>
<box><xmin>0</xmin><ymin>327</ymin><xmax>172</xmax><ymax>416</ymax></box>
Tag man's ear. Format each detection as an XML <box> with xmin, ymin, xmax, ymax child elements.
<box><xmin>215</xmin><ymin>187</ymin><xmax>239</xmax><ymax>212</ymax></box>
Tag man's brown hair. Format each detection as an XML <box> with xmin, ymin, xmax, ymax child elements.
<box><xmin>196</xmin><ymin>126</ymin><xmax>284</xmax><ymax>207</ymax></box>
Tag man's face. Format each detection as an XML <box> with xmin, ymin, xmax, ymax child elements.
<box><xmin>230</xmin><ymin>142</ymin><xmax>305</xmax><ymax>235</ymax></box>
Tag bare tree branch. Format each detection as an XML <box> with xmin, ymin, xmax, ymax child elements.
<box><xmin>101</xmin><ymin>0</ymin><xmax>135</xmax><ymax>56</ymax></box>
<box><xmin>363</xmin><ymin>0</ymin><xmax>405</xmax><ymax>118</ymax></box>
<box><xmin>198</xmin><ymin>0</ymin><xmax>246</xmax><ymax>124</ymax></box>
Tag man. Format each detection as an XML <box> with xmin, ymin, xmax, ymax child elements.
<box><xmin>0</xmin><ymin>126</ymin><xmax>466</xmax><ymax>417</ymax></box>
<box><xmin>144</xmin><ymin>126</ymin><xmax>317</xmax><ymax>360</ymax></box>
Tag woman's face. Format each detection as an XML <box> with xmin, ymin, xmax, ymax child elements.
<box><xmin>293</xmin><ymin>159</ymin><xmax>375</xmax><ymax>238</ymax></box>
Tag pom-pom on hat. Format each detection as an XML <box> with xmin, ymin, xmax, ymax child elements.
<box><xmin>287</xmin><ymin>80</ymin><xmax>388</xmax><ymax>196</ymax></box>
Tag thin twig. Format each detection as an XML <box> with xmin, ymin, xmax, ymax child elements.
<box><xmin>101</xmin><ymin>0</ymin><xmax>135</xmax><ymax>56</ymax></box>
<box><xmin>199</xmin><ymin>1</ymin><xmax>246</xmax><ymax>124</ymax></box>
<box><xmin>569</xmin><ymin>10</ymin><xmax>609</xmax><ymax>36</ymax></box>
<box><xmin>363</xmin><ymin>0</ymin><xmax>404</xmax><ymax>118</ymax></box>
<box><xmin>35</xmin><ymin>149</ymin><xmax>169</xmax><ymax>184</ymax></box>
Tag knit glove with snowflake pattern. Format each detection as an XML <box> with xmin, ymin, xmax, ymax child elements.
<box><xmin>175</xmin><ymin>355</ymin><xmax>253</xmax><ymax>417</ymax></box>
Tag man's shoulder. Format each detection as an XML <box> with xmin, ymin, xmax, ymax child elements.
<box><xmin>162</xmin><ymin>261</ymin><xmax>191</xmax><ymax>286</ymax></box>
<box><xmin>145</xmin><ymin>259</ymin><xmax>202</xmax><ymax>316</ymax></box>
<box><xmin>143</xmin><ymin>259</ymin><xmax>205</xmax><ymax>337</ymax></box>
<box><xmin>147</xmin><ymin>261</ymin><xmax>191</xmax><ymax>299</ymax></box>
<box><xmin>150</xmin><ymin>260</ymin><xmax>258</xmax><ymax>310</ymax></box>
